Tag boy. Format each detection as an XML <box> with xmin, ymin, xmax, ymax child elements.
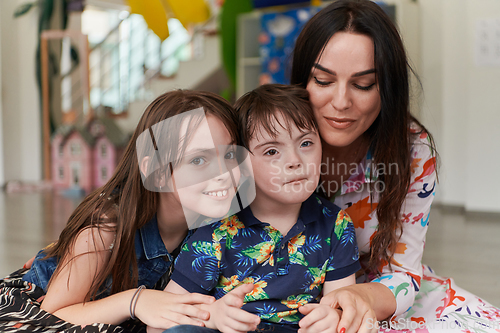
<box><xmin>161</xmin><ymin>84</ymin><xmax>360</xmax><ymax>333</ymax></box>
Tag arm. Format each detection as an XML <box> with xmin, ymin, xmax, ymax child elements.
<box><xmin>299</xmin><ymin>206</ymin><xmax>362</xmax><ymax>333</ymax></box>
<box><xmin>157</xmin><ymin>223</ymin><xmax>260</xmax><ymax>333</ymax></box>
<box><xmin>369</xmin><ymin>134</ymin><xmax>437</xmax><ymax>317</ymax></box>
<box><xmin>41</xmin><ymin>228</ymin><xmax>214</xmax><ymax>328</ymax></box>
<box><xmin>158</xmin><ymin>280</ymin><xmax>260</xmax><ymax>333</ymax></box>
<box><xmin>299</xmin><ymin>274</ymin><xmax>356</xmax><ymax>333</ymax></box>
<box><xmin>322</xmin><ymin>133</ymin><xmax>438</xmax><ymax>332</ymax></box>
<box><xmin>322</xmin><ymin>274</ymin><xmax>356</xmax><ymax>295</ymax></box>
<box><xmin>41</xmin><ymin>227</ymin><xmax>122</xmax><ymax>323</ymax></box>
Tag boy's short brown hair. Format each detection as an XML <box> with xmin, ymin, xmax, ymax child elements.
<box><xmin>234</xmin><ymin>84</ymin><xmax>318</xmax><ymax>151</ymax></box>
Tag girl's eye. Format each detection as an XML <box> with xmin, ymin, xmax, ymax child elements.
<box><xmin>190</xmin><ymin>157</ymin><xmax>206</xmax><ymax>166</ymax></box>
<box><xmin>301</xmin><ymin>140</ymin><xmax>313</xmax><ymax>148</ymax></box>
<box><xmin>313</xmin><ymin>77</ymin><xmax>331</xmax><ymax>86</ymax></box>
<box><xmin>354</xmin><ymin>83</ymin><xmax>376</xmax><ymax>91</ymax></box>
<box><xmin>224</xmin><ymin>151</ymin><xmax>236</xmax><ymax>160</ymax></box>
<box><xmin>264</xmin><ymin>149</ymin><xmax>278</xmax><ymax>156</ymax></box>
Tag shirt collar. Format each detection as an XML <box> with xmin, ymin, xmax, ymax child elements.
<box><xmin>237</xmin><ymin>194</ymin><xmax>321</xmax><ymax>227</ymax></box>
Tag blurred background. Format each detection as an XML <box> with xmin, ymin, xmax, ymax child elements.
<box><xmin>0</xmin><ymin>0</ymin><xmax>499</xmax><ymax>306</ymax></box>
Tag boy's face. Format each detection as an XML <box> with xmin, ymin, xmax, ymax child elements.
<box><xmin>248</xmin><ymin>113</ymin><xmax>322</xmax><ymax>207</ymax></box>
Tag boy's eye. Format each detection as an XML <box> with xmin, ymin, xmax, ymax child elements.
<box><xmin>301</xmin><ymin>140</ymin><xmax>313</xmax><ymax>148</ymax></box>
<box><xmin>264</xmin><ymin>149</ymin><xmax>278</xmax><ymax>156</ymax></box>
<box><xmin>190</xmin><ymin>157</ymin><xmax>207</xmax><ymax>166</ymax></box>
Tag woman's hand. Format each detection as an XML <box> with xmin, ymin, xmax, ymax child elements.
<box><xmin>136</xmin><ymin>290</ymin><xmax>215</xmax><ymax>330</ymax></box>
<box><xmin>204</xmin><ymin>283</ymin><xmax>260</xmax><ymax>333</ymax></box>
<box><xmin>320</xmin><ymin>283</ymin><xmax>395</xmax><ymax>333</ymax></box>
<box><xmin>298</xmin><ymin>303</ymin><xmax>342</xmax><ymax>333</ymax></box>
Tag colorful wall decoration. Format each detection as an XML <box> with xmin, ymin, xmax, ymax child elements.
<box><xmin>259</xmin><ymin>6</ymin><xmax>319</xmax><ymax>85</ymax></box>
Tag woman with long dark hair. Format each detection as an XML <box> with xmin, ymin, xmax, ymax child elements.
<box><xmin>291</xmin><ymin>1</ymin><xmax>500</xmax><ymax>332</ymax></box>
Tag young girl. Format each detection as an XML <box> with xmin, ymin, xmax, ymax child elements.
<box><xmin>0</xmin><ymin>90</ymin><xmax>247</xmax><ymax>333</ymax></box>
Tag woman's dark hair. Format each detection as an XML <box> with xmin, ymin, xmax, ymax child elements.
<box><xmin>234</xmin><ymin>84</ymin><xmax>318</xmax><ymax>151</ymax></box>
<box><xmin>44</xmin><ymin>90</ymin><xmax>238</xmax><ymax>301</ymax></box>
<box><xmin>291</xmin><ymin>0</ymin><xmax>437</xmax><ymax>275</ymax></box>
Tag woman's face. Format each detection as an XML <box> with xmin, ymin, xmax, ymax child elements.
<box><xmin>306</xmin><ymin>32</ymin><xmax>381</xmax><ymax>149</ymax></box>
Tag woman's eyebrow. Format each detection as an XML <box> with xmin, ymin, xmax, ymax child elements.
<box><xmin>313</xmin><ymin>63</ymin><xmax>334</xmax><ymax>75</ymax></box>
<box><xmin>352</xmin><ymin>69</ymin><xmax>376</xmax><ymax>77</ymax></box>
<box><xmin>313</xmin><ymin>63</ymin><xmax>376</xmax><ymax>77</ymax></box>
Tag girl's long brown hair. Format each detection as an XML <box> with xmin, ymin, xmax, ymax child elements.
<box><xmin>291</xmin><ymin>0</ymin><xmax>438</xmax><ymax>275</ymax></box>
<box><xmin>44</xmin><ymin>90</ymin><xmax>239</xmax><ymax>300</ymax></box>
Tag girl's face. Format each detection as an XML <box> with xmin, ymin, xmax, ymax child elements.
<box><xmin>306</xmin><ymin>32</ymin><xmax>381</xmax><ymax>149</ymax></box>
<box><xmin>173</xmin><ymin>114</ymin><xmax>241</xmax><ymax>226</ymax></box>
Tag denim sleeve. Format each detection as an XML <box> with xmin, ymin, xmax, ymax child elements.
<box><xmin>22</xmin><ymin>249</ymin><xmax>58</xmax><ymax>292</ymax></box>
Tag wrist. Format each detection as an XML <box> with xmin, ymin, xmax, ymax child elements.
<box><xmin>203</xmin><ymin>304</ymin><xmax>217</xmax><ymax>329</ymax></box>
<box><xmin>367</xmin><ymin>282</ymin><xmax>397</xmax><ymax>320</ymax></box>
<box><xmin>129</xmin><ymin>285</ymin><xmax>147</xmax><ymax>321</ymax></box>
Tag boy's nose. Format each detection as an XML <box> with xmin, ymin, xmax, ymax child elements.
<box><xmin>286</xmin><ymin>152</ymin><xmax>302</xmax><ymax>169</ymax></box>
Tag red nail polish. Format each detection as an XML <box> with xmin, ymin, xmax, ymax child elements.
<box><xmin>340</xmin><ymin>327</ymin><xmax>346</xmax><ymax>333</ymax></box>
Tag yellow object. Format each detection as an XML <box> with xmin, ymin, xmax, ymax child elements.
<box><xmin>126</xmin><ymin>0</ymin><xmax>210</xmax><ymax>41</ymax></box>
<box><xmin>127</xmin><ymin>0</ymin><xmax>170</xmax><ymax>40</ymax></box>
<box><xmin>311</xmin><ymin>0</ymin><xmax>322</xmax><ymax>6</ymax></box>
<box><xmin>163</xmin><ymin>0</ymin><xmax>210</xmax><ymax>27</ymax></box>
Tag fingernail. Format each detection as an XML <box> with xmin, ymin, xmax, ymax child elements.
<box><xmin>340</xmin><ymin>327</ymin><xmax>346</xmax><ymax>333</ymax></box>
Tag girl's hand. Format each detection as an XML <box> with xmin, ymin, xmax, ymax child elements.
<box><xmin>298</xmin><ymin>303</ymin><xmax>342</xmax><ymax>333</ymax></box>
<box><xmin>205</xmin><ymin>283</ymin><xmax>260</xmax><ymax>333</ymax></box>
<box><xmin>320</xmin><ymin>284</ymin><xmax>384</xmax><ymax>333</ymax></box>
<box><xmin>22</xmin><ymin>255</ymin><xmax>36</xmax><ymax>269</ymax></box>
<box><xmin>136</xmin><ymin>289</ymin><xmax>215</xmax><ymax>330</ymax></box>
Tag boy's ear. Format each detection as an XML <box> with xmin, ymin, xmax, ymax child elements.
<box><xmin>139</xmin><ymin>156</ymin><xmax>150</xmax><ymax>178</ymax></box>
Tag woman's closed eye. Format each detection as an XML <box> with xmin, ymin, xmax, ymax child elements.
<box><xmin>354</xmin><ymin>83</ymin><xmax>376</xmax><ymax>91</ymax></box>
<box><xmin>313</xmin><ymin>76</ymin><xmax>331</xmax><ymax>86</ymax></box>
<box><xmin>314</xmin><ymin>76</ymin><xmax>376</xmax><ymax>91</ymax></box>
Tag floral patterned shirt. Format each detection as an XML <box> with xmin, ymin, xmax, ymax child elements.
<box><xmin>331</xmin><ymin>126</ymin><xmax>437</xmax><ymax>317</ymax></box>
<box><xmin>171</xmin><ymin>194</ymin><xmax>361</xmax><ymax>324</ymax></box>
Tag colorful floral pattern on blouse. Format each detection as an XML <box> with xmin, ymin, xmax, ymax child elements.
<box><xmin>331</xmin><ymin>125</ymin><xmax>500</xmax><ymax>332</ymax></box>
<box><xmin>170</xmin><ymin>194</ymin><xmax>361</xmax><ymax>324</ymax></box>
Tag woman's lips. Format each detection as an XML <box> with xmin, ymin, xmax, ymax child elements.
<box><xmin>325</xmin><ymin>117</ymin><xmax>355</xmax><ymax>129</ymax></box>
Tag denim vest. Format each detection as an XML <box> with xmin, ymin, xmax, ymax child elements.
<box><xmin>23</xmin><ymin>215</ymin><xmax>192</xmax><ymax>298</ymax></box>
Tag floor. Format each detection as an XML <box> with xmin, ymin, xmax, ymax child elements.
<box><xmin>0</xmin><ymin>191</ymin><xmax>499</xmax><ymax>308</ymax></box>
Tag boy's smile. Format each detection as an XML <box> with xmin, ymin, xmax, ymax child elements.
<box><xmin>248</xmin><ymin>113</ymin><xmax>322</xmax><ymax>210</ymax></box>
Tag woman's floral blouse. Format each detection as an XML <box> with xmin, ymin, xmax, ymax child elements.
<box><xmin>329</xmin><ymin>125</ymin><xmax>500</xmax><ymax>332</ymax></box>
